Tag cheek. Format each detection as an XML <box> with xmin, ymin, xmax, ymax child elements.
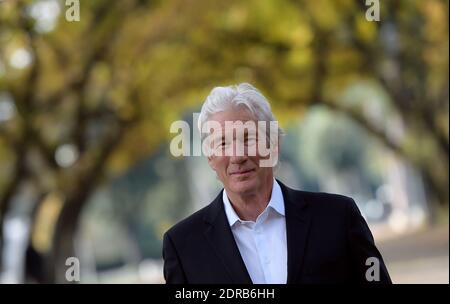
<box><xmin>211</xmin><ymin>157</ymin><xmax>228</xmax><ymax>173</ymax></box>
<box><xmin>248</xmin><ymin>155</ymin><xmax>262</xmax><ymax>166</ymax></box>
<box><xmin>221</xmin><ymin>159</ymin><xmax>230</xmax><ymax>174</ymax></box>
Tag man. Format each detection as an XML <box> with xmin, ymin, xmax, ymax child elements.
<box><xmin>163</xmin><ymin>83</ymin><xmax>391</xmax><ymax>284</ymax></box>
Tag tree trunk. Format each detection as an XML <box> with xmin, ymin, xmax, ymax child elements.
<box><xmin>47</xmin><ymin>198</ymin><xmax>84</xmax><ymax>283</ymax></box>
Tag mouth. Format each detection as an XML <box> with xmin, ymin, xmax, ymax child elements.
<box><xmin>230</xmin><ymin>168</ymin><xmax>255</xmax><ymax>176</ymax></box>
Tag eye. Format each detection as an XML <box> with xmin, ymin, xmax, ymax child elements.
<box><xmin>215</xmin><ymin>141</ymin><xmax>226</xmax><ymax>149</ymax></box>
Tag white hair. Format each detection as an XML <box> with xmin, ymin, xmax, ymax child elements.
<box><xmin>197</xmin><ymin>83</ymin><xmax>284</xmax><ymax>143</ymax></box>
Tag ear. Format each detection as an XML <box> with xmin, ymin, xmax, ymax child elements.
<box><xmin>207</xmin><ymin>156</ymin><xmax>216</xmax><ymax>171</ymax></box>
<box><xmin>272</xmin><ymin>144</ymin><xmax>279</xmax><ymax>157</ymax></box>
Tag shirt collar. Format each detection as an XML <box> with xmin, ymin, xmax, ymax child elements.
<box><xmin>222</xmin><ymin>178</ymin><xmax>285</xmax><ymax>227</ymax></box>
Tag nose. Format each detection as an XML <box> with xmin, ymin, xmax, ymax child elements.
<box><xmin>228</xmin><ymin>139</ymin><xmax>249</xmax><ymax>164</ymax></box>
<box><xmin>230</xmin><ymin>154</ymin><xmax>247</xmax><ymax>164</ymax></box>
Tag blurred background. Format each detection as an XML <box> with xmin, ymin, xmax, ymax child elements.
<box><xmin>0</xmin><ymin>0</ymin><xmax>448</xmax><ymax>284</ymax></box>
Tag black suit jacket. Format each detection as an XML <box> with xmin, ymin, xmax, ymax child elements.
<box><xmin>162</xmin><ymin>180</ymin><xmax>392</xmax><ymax>284</ymax></box>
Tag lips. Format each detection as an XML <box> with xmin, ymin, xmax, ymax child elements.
<box><xmin>230</xmin><ymin>168</ymin><xmax>255</xmax><ymax>175</ymax></box>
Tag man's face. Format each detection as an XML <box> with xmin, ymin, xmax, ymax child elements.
<box><xmin>206</xmin><ymin>109</ymin><xmax>276</xmax><ymax>195</ymax></box>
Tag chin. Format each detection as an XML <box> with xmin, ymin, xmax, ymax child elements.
<box><xmin>229</xmin><ymin>178</ymin><xmax>258</xmax><ymax>194</ymax></box>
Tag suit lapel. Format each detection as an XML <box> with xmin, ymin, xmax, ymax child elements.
<box><xmin>203</xmin><ymin>191</ymin><xmax>253</xmax><ymax>284</ymax></box>
<box><xmin>278</xmin><ymin>180</ymin><xmax>312</xmax><ymax>283</ymax></box>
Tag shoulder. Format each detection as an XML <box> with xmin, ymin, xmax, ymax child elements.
<box><xmin>163</xmin><ymin>189</ymin><xmax>225</xmax><ymax>245</ymax></box>
<box><xmin>301</xmin><ymin>190</ymin><xmax>355</xmax><ymax>207</ymax></box>
<box><xmin>283</xmin><ymin>186</ymin><xmax>362</xmax><ymax>230</ymax></box>
<box><xmin>303</xmin><ymin>190</ymin><xmax>359</xmax><ymax>217</ymax></box>
<box><xmin>279</xmin><ymin>181</ymin><xmax>358</xmax><ymax>215</ymax></box>
<box><xmin>164</xmin><ymin>203</ymin><xmax>210</xmax><ymax>241</ymax></box>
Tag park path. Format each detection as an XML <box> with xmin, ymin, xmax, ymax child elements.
<box><xmin>377</xmin><ymin>225</ymin><xmax>449</xmax><ymax>284</ymax></box>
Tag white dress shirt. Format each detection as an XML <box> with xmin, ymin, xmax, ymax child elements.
<box><xmin>222</xmin><ymin>179</ymin><xmax>288</xmax><ymax>284</ymax></box>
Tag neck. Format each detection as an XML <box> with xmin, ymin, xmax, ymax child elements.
<box><xmin>226</xmin><ymin>178</ymin><xmax>274</xmax><ymax>222</ymax></box>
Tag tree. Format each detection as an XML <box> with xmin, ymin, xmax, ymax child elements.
<box><xmin>0</xmin><ymin>0</ymin><xmax>447</xmax><ymax>282</ymax></box>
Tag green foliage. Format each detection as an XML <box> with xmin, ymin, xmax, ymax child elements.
<box><xmin>0</xmin><ymin>0</ymin><xmax>447</xmax><ymax>281</ymax></box>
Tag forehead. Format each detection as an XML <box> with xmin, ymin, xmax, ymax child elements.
<box><xmin>207</xmin><ymin>109</ymin><xmax>256</xmax><ymax>125</ymax></box>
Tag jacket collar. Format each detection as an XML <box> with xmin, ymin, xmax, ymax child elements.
<box><xmin>203</xmin><ymin>189</ymin><xmax>253</xmax><ymax>283</ymax></box>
